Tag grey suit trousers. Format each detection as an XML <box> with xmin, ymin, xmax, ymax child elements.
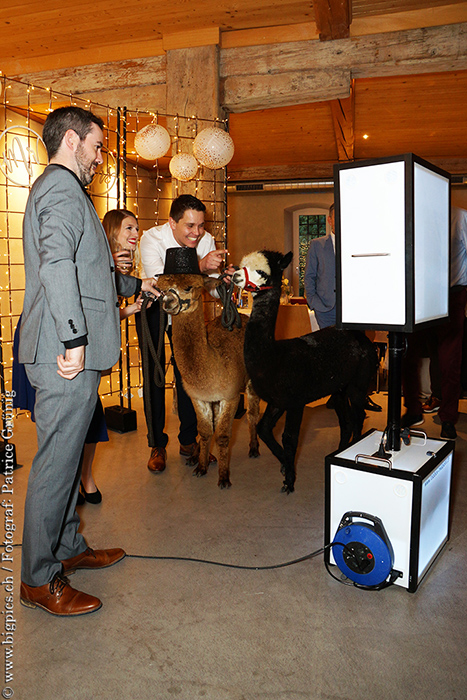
<box><xmin>22</xmin><ymin>363</ymin><xmax>100</xmax><ymax>586</ymax></box>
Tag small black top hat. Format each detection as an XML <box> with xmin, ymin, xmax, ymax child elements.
<box><xmin>163</xmin><ymin>247</ymin><xmax>202</xmax><ymax>275</ymax></box>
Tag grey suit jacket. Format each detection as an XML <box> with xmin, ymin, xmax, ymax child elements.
<box><xmin>19</xmin><ymin>164</ymin><xmax>138</xmax><ymax>370</ymax></box>
<box><xmin>304</xmin><ymin>234</ymin><xmax>336</xmax><ymax>313</ymax></box>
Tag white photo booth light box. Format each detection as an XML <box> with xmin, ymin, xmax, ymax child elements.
<box><xmin>334</xmin><ymin>153</ymin><xmax>450</xmax><ymax>333</ymax></box>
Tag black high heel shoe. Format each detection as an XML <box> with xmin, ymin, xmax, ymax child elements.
<box><xmin>80</xmin><ymin>481</ymin><xmax>102</xmax><ymax>505</ymax></box>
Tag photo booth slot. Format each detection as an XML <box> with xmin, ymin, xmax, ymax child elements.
<box><xmin>325</xmin><ymin>153</ymin><xmax>453</xmax><ymax>591</ymax></box>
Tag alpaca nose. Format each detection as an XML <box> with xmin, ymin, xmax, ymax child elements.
<box><xmin>232</xmin><ymin>269</ymin><xmax>245</xmax><ymax>287</ymax></box>
<box><xmin>161</xmin><ymin>290</ymin><xmax>181</xmax><ymax>314</ymax></box>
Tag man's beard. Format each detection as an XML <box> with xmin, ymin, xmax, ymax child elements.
<box><xmin>75</xmin><ymin>145</ymin><xmax>96</xmax><ymax>186</ymax></box>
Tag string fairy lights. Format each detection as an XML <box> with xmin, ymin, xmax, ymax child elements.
<box><xmin>0</xmin><ymin>74</ymin><xmax>229</xmax><ymax>401</ymax></box>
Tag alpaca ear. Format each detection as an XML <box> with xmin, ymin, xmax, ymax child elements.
<box><xmin>281</xmin><ymin>251</ymin><xmax>293</xmax><ymax>270</ymax></box>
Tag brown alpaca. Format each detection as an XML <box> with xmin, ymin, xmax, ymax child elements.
<box><xmin>157</xmin><ymin>273</ymin><xmax>260</xmax><ymax>488</ymax></box>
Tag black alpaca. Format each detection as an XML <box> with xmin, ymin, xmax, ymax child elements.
<box><xmin>233</xmin><ymin>250</ymin><xmax>378</xmax><ymax>493</ymax></box>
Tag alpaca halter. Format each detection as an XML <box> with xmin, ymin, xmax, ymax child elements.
<box><xmin>240</xmin><ymin>267</ymin><xmax>273</xmax><ymax>293</ymax></box>
<box><xmin>161</xmin><ymin>288</ymin><xmax>192</xmax><ymax>315</ymax></box>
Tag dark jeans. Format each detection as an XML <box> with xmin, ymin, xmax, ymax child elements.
<box><xmin>135</xmin><ymin>301</ymin><xmax>197</xmax><ymax>448</ymax></box>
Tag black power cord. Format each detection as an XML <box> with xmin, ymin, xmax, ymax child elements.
<box><xmin>12</xmin><ymin>541</ymin><xmax>398</xmax><ymax>589</ymax></box>
<box><xmin>11</xmin><ymin>541</ymin><xmax>327</xmax><ymax>570</ymax></box>
<box><xmin>126</xmin><ymin>546</ymin><xmax>327</xmax><ymax>571</ymax></box>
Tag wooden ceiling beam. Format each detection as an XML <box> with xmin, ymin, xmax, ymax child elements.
<box><xmin>2</xmin><ymin>55</ymin><xmax>166</xmax><ymax>106</ymax></box>
<box><xmin>222</xmin><ymin>69</ymin><xmax>350</xmax><ymax>113</ymax></box>
<box><xmin>221</xmin><ymin>21</ymin><xmax>467</xmax><ymax>112</ymax></box>
<box><xmin>313</xmin><ymin>0</ymin><xmax>352</xmax><ymax>41</ymax></box>
<box><xmin>227</xmin><ymin>161</ymin><xmax>338</xmax><ymax>181</ymax></box>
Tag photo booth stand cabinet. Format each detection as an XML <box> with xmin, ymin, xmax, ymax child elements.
<box><xmin>324</xmin><ymin>429</ymin><xmax>454</xmax><ymax>592</ymax></box>
<box><xmin>324</xmin><ymin>154</ymin><xmax>453</xmax><ymax>590</ymax></box>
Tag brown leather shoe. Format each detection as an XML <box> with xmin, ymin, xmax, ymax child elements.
<box><xmin>148</xmin><ymin>447</ymin><xmax>167</xmax><ymax>472</ymax></box>
<box><xmin>61</xmin><ymin>546</ymin><xmax>126</xmax><ymax>575</ymax></box>
<box><xmin>180</xmin><ymin>442</ymin><xmax>217</xmax><ymax>465</ymax></box>
<box><xmin>20</xmin><ymin>574</ymin><xmax>102</xmax><ymax>616</ymax></box>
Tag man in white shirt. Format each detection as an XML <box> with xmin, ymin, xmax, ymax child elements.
<box><xmin>137</xmin><ymin>194</ymin><xmax>227</xmax><ymax>472</ymax></box>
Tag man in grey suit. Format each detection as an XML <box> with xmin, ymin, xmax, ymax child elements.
<box><xmin>19</xmin><ymin>106</ymin><xmax>158</xmax><ymax>616</ymax></box>
<box><xmin>304</xmin><ymin>202</ymin><xmax>337</xmax><ymax>329</ymax></box>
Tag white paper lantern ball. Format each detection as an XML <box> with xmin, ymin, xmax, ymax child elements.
<box><xmin>169</xmin><ymin>153</ymin><xmax>198</xmax><ymax>181</ymax></box>
<box><xmin>134</xmin><ymin>124</ymin><xmax>171</xmax><ymax>160</ymax></box>
<box><xmin>193</xmin><ymin>127</ymin><xmax>234</xmax><ymax>169</ymax></box>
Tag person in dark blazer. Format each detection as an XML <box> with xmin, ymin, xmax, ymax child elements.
<box><xmin>19</xmin><ymin>106</ymin><xmax>158</xmax><ymax>617</ymax></box>
<box><xmin>304</xmin><ymin>202</ymin><xmax>381</xmax><ymax>412</ymax></box>
<box><xmin>304</xmin><ymin>203</ymin><xmax>337</xmax><ymax>329</ymax></box>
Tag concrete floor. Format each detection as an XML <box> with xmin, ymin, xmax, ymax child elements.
<box><xmin>6</xmin><ymin>391</ymin><xmax>467</xmax><ymax>700</ymax></box>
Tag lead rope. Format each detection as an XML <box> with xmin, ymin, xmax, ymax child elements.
<box><xmin>217</xmin><ymin>275</ymin><xmax>242</xmax><ymax>331</ymax></box>
<box><xmin>140</xmin><ymin>295</ymin><xmax>166</xmax><ymax>447</ymax></box>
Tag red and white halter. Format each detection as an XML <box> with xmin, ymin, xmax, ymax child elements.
<box><xmin>240</xmin><ymin>267</ymin><xmax>273</xmax><ymax>293</ymax></box>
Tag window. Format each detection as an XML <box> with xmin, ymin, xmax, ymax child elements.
<box><xmin>297</xmin><ymin>213</ymin><xmax>327</xmax><ymax>296</ymax></box>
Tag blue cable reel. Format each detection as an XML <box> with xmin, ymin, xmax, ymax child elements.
<box><xmin>331</xmin><ymin>512</ymin><xmax>400</xmax><ymax>589</ymax></box>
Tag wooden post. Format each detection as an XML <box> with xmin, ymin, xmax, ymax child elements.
<box><xmin>166</xmin><ymin>44</ymin><xmax>227</xmax><ymax>322</ymax></box>
<box><xmin>166</xmin><ymin>44</ymin><xmax>225</xmax><ymax>233</ymax></box>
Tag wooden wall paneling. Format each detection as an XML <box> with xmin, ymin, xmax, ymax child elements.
<box><xmin>229</xmin><ymin>103</ymin><xmax>338</xmax><ymax>170</ymax></box>
<box><xmin>351</xmin><ymin>0</ymin><xmax>465</xmax><ymax>18</ymax></box>
<box><xmin>220</xmin><ymin>23</ymin><xmax>319</xmax><ymax>49</ymax></box>
<box><xmin>0</xmin><ymin>39</ymin><xmax>166</xmax><ymax>76</ymax></box>
<box><xmin>354</xmin><ymin>72</ymin><xmax>467</xmax><ymax>161</ymax></box>
<box><xmin>351</xmin><ymin>4</ymin><xmax>467</xmax><ymax>37</ymax></box>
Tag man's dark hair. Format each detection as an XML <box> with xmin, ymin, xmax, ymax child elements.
<box><xmin>42</xmin><ymin>106</ymin><xmax>104</xmax><ymax>159</ymax></box>
<box><xmin>169</xmin><ymin>194</ymin><xmax>206</xmax><ymax>223</ymax></box>
<box><xmin>329</xmin><ymin>202</ymin><xmax>335</xmax><ymax>216</ymax></box>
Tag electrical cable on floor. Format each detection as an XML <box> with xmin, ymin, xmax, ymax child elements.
<box><xmin>12</xmin><ymin>542</ymin><xmax>395</xmax><ymax>588</ymax></box>
<box><xmin>127</xmin><ymin>541</ymin><xmax>375</xmax><ymax>581</ymax></box>
<box><xmin>11</xmin><ymin>541</ymin><xmax>363</xmax><ymax>574</ymax></box>
<box><xmin>10</xmin><ymin>542</ymin><xmax>329</xmax><ymax>570</ymax></box>
<box><xmin>126</xmin><ymin>546</ymin><xmax>328</xmax><ymax>571</ymax></box>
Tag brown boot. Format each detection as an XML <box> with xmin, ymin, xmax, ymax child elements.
<box><xmin>148</xmin><ymin>447</ymin><xmax>167</xmax><ymax>472</ymax></box>
<box><xmin>20</xmin><ymin>574</ymin><xmax>102</xmax><ymax>617</ymax></box>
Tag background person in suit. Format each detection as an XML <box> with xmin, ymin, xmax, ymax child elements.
<box><xmin>304</xmin><ymin>202</ymin><xmax>381</xmax><ymax>412</ymax></box>
<box><xmin>304</xmin><ymin>202</ymin><xmax>337</xmax><ymax>329</ymax></box>
<box><xmin>19</xmin><ymin>106</ymin><xmax>158</xmax><ymax>617</ymax></box>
